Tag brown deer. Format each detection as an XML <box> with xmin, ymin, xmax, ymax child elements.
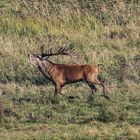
<box><xmin>28</xmin><ymin>45</ymin><xmax>110</xmax><ymax>100</ymax></box>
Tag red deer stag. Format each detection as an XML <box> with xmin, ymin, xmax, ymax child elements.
<box><xmin>28</xmin><ymin>45</ymin><xmax>110</xmax><ymax>100</ymax></box>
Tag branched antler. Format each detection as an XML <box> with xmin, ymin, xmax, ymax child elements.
<box><xmin>39</xmin><ymin>43</ymin><xmax>77</xmax><ymax>60</ymax></box>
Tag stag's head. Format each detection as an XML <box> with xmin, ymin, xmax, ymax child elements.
<box><xmin>28</xmin><ymin>54</ymin><xmax>42</xmax><ymax>67</ymax></box>
<box><xmin>28</xmin><ymin>43</ymin><xmax>77</xmax><ymax>66</ymax></box>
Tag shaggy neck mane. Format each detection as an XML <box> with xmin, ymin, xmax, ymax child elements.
<box><xmin>37</xmin><ymin>60</ymin><xmax>57</xmax><ymax>81</ymax></box>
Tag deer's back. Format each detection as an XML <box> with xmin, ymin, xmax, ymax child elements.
<box><xmin>55</xmin><ymin>64</ymin><xmax>98</xmax><ymax>83</ymax></box>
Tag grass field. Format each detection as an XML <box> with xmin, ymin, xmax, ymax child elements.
<box><xmin>0</xmin><ymin>0</ymin><xmax>140</xmax><ymax>140</ymax></box>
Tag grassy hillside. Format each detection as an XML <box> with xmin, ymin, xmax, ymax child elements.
<box><xmin>0</xmin><ymin>0</ymin><xmax>140</xmax><ymax>139</ymax></box>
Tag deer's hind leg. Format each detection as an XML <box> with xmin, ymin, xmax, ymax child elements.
<box><xmin>54</xmin><ymin>84</ymin><xmax>60</xmax><ymax>96</ymax></box>
<box><xmin>86</xmin><ymin>82</ymin><xmax>97</xmax><ymax>94</ymax></box>
<box><xmin>85</xmin><ymin>75</ymin><xmax>110</xmax><ymax>100</ymax></box>
<box><xmin>93</xmin><ymin>79</ymin><xmax>110</xmax><ymax>100</ymax></box>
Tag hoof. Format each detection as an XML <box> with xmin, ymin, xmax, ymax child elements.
<box><xmin>104</xmin><ymin>95</ymin><xmax>111</xmax><ymax>100</ymax></box>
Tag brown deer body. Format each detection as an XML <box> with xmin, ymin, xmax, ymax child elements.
<box><xmin>28</xmin><ymin>46</ymin><xmax>110</xmax><ymax>100</ymax></box>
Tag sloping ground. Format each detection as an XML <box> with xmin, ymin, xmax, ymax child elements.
<box><xmin>0</xmin><ymin>0</ymin><xmax>140</xmax><ymax>139</ymax></box>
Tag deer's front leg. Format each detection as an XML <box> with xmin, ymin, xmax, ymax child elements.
<box><xmin>54</xmin><ymin>84</ymin><xmax>66</xmax><ymax>97</ymax></box>
<box><xmin>55</xmin><ymin>84</ymin><xmax>61</xmax><ymax>96</ymax></box>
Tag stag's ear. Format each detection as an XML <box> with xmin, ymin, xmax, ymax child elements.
<box><xmin>36</xmin><ymin>54</ymin><xmax>49</xmax><ymax>60</ymax></box>
<box><xmin>37</xmin><ymin>55</ymin><xmax>42</xmax><ymax>59</ymax></box>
